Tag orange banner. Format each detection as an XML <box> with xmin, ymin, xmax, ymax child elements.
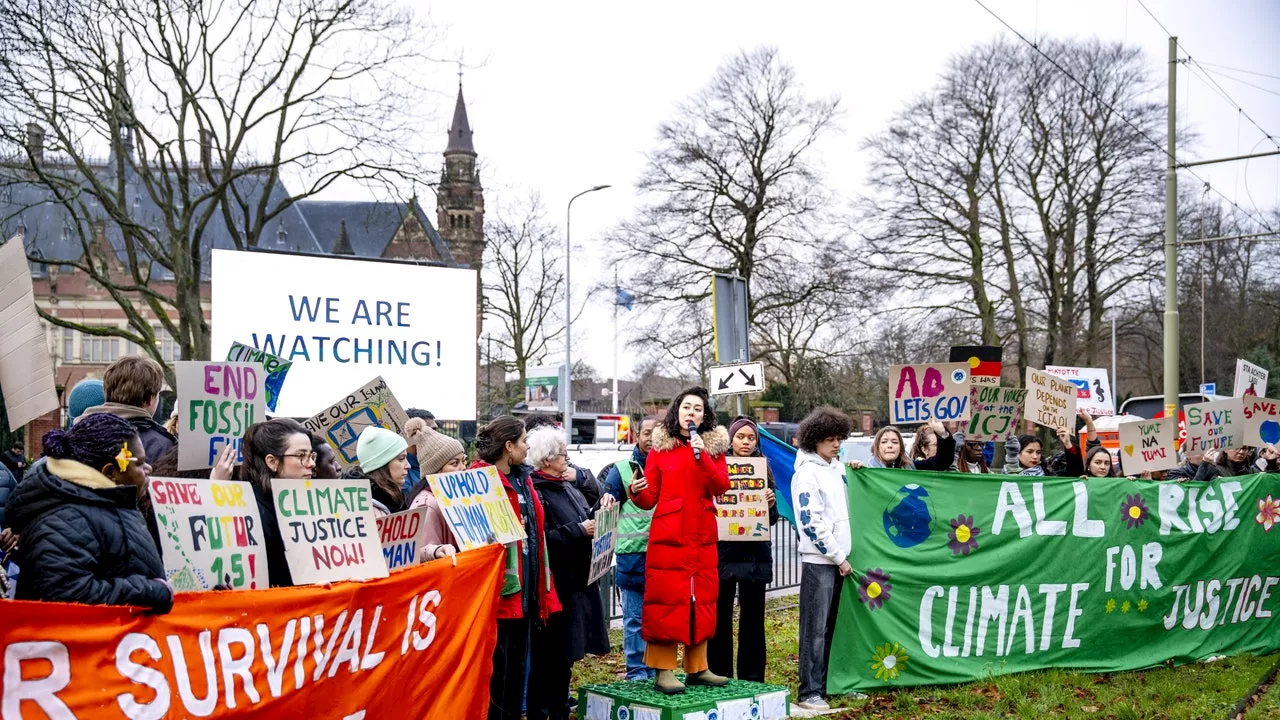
<box><xmin>2</xmin><ymin>544</ymin><xmax>503</xmax><ymax>719</ymax></box>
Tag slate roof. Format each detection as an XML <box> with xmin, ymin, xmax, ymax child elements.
<box><xmin>0</xmin><ymin>159</ymin><xmax>455</xmax><ymax>276</ymax></box>
<box><xmin>445</xmin><ymin>84</ymin><xmax>475</xmax><ymax>155</ymax></box>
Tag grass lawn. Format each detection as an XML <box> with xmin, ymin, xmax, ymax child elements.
<box><xmin>573</xmin><ymin>598</ymin><xmax>1279</xmax><ymax>719</ymax></box>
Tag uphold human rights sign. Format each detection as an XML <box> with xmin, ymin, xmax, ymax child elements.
<box><xmin>827</xmin><ymin>469</ymin><xmax>1280</xmax><ymax>692</ymax></box>
<box><xmin>0</xmin><ymin>544</ymin><xmax>503</xmax><ymax>719</ymax></box>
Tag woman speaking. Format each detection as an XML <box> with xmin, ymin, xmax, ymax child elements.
<box><xmin>631</xmin><ymin>387</ymin><xmax>731</xmax><ymax>694</ymax></box>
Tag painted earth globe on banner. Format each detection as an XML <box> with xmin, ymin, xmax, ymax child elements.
<box><xmin>882</xmin><ymin>484</ymin><xmax>934</xmax><ymax>548</ymax></box>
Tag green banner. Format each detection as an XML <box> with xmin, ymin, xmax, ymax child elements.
<box><xmin>828</xmin><ymin>469</ymin><xmax>1280</xmax><ymax>691</ymax></box>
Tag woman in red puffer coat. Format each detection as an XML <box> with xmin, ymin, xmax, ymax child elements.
<box><xmin>630</xmin><ymin>386</ymin><xmax>731</xmax><ymax>695</ymax></box>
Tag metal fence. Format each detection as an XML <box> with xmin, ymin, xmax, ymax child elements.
<box><xmin>603</xmin><ymin>518</ymin><xmax>802</xmax><ymax>621</ymax></box>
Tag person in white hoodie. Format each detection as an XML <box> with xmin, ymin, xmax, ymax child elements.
<box><xmin>790</xmin><ymin>406</ymin><xmax>854</xmax><ymax>711</ymax></box>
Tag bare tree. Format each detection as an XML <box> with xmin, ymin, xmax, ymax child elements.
<box><xmin>482</xmin><ymin>194</ymin><xmax>591</xmax><ymax>397</ymax></box>
<box><xmin>612</xmin><ymin>46</ymin><xmax>849</xmax><ymax>380</ymax></box>
<box><xmin>0</xmin><ymin>0</ymin><xmax>439</xmax><ymax>383</ymax></box>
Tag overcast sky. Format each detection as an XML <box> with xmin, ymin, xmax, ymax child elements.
<box><xmin>376</xmin><ymin>0</ymin><xmax>1280</xmax><ymax>383</ymax></box>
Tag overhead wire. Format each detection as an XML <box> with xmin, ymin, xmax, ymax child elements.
<box><xmin>1195</xmin><ymin>61</ymin><xmax>1280</xmax><ymax>84</ymax></box>
<box><xmin>969</xmin><ymin>0</ymin><xmax>1276</xmax><ymax>234</ymax></box>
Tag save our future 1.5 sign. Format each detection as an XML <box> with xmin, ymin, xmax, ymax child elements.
<box><xmin>889</xmin><ymin>363</ymin><xmax>972</xmax><ymax>425</ymax></box>
<box><xmin>149</xmin><ymin>477</ymin><xmax>269</xmax><ymax>591</ymax></box>
<box><xmin>210</xmin><ymin>249</ymin><xmax>479</xmax><ymax>420</ymax></box>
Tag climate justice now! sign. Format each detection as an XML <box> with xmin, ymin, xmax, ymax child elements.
<box><xmin>827</xmin><ymin>470</ymin><xmax>1280</xmax><ymax>692</ymax></box>
<box><xmin>0</xmin><ymin>544</ymin><xmax>503</xmax><ymax>719</ymax></box>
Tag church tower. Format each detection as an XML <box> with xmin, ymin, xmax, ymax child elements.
<box><xmin>437</xmin><ymin>83</ymin><xmax>485</xmax><ymax>269</ymax></box>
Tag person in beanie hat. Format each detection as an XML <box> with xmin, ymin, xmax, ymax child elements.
<box><xmin>404</xmin><ymin>418</ymin><xmax>464</xmax><ymax>559</ymax></box>
<box><xmin>354</xmin><ymin>427</ymin><xmax>410</xmax><ymax>516</ymax></box>
<box><xmin>66</xmin><ymin>378</ymin><xmax>106</xmax><ymax>425</ymax></box>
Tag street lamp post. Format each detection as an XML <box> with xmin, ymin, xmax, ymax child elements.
<box><xmin>564</xmin><ymin>184</ymin><xmax>611</xmax><ymax>447</ymax></box>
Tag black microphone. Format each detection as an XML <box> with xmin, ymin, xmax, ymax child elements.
<box><xmin>688</xmin><ymin>421</ymin><xmax>701</xmax><ymax>461</ymax></box>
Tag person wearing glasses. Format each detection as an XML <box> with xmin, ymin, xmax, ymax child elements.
<box><xmin>6</xmin><ymin>413</ymin><xmax>173</xmax><ymax>611</ymax></box>
<box><xmin>242</xmin><ymin>418</ymin><xmax>316</xmax><ymax>587</ymax></box>
<box><xmin>956</xmin><ymin>438</ymin><xmax>991</xmax><ymax>473</ymax></box>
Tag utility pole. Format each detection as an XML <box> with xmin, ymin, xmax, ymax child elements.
<box><xmin>1162</xmin><ymin>36</ymin><xmax>1179</xmax><ymax>420</ymax></box>
<box><xmin>612</xmin><ymin>266</ymin><xmax>619</xmax><ymax>414</ymax></box>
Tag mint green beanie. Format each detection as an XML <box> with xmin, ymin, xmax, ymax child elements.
<box><xmin>357</xmin><ymin>426</ymin><xmax>407</xmax><ymax>473</ymax></box>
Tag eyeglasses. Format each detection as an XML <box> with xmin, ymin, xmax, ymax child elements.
<box><xmin>280</xmin><ymin>451</ymin><xmax>318</xmax><ymax>464</ymax></box>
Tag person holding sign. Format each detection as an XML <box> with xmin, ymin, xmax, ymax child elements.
<box><xmin>525</xmin><ymin>427</ymin><xmax>612</xmax><ymax>720</ymax></box>
<box><xmin>7</xmin><ymin>414</ymin><xmax>173</xmax><ymax>612</ymax></box>
<box><xmin>708</xmin><ymin>415</ymin><xmax>778</xmax><ymax>684</ymax></box>
<box><xmin>354</xmin><ymin>426</ymin><xmax>411</xmax><ymax>515</ymax></box>
<box><xmin>1085</xmin><ymin>446</ymin><xmax>1118</xmax><ymax>478</ymax></box>
<box><xmin>869</xmin><ymin>420</ymin><xmax>955</xmax><ymax>470</ymax></box>
<box><xmin>472</xmin><ymin>416</ymin><xmax>561</xmax><ymax>720</ymax></box>
<box><xmin>405</xmin><ymin>417</ymin><xmax>466</xmax><ymax>557</ymax></box>
<box><xmin>1193</xmin><ymin>445</ymin><xmax>1260</xmax><ymax>482</ymax></box>
<box><xmin>241</xmin><ymin>418</ymin><xmax>318</xmax><ymax>587</ymax></box>
<box><xmin>1004</xmin><ymin>412</ymin><xmax>1096</xmax><ymax>476</ymax></box>
<box><xmin>631</xmin><ymin>387</ymin><xmax>732</xmax><ymax>695</ymax></box>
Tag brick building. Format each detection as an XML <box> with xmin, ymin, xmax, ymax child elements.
<box><xmin>2</xmin><ymin>84</ymin><xmax>485</xmax><ymax>455</ymax></box>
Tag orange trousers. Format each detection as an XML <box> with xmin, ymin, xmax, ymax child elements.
<box><xmin>644</xmin><ymin>640</ymin><xmax>709</xmax><ymax>672</ymax></box>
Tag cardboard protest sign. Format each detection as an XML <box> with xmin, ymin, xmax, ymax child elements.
<box><xmin>0</xmin><ymin>235</ymin><xmax>59</xmax><ymax>427</ymax></box>
<box><xmin>889</xmin><ymin>363</ymin><xmax>971</xmax><ymax>425</ymax></box>
<box><xmin>950</xmin><ymin>346</ymin><xmax>1003</xmax><ymax>386</ymax></box>
<box><xmin>272</xmin><ymin>477</ymin><xmax>387</xmax><ymax>584</ymax></box>
<box><xmin>1184</xmin><ymin>397</ymin><xmax>1245</xmax><ymax>453</ymax></box>
<box><xmin>1045</xmin><ymin>366</ymin><xmax>1115</xmax><ymax>416</ymax></box>
<box><xmin>588</xmin><ymin>503</ymin><xmax>620</xmax><ymax>585</ymax></box>
<box><xmin>377</xmin><ymin>507</ymin><xmax>429</xmax><ymax>572</ymax></box>
<box><xmin>715</xmin><ymin>456</ymin><xmax>772</xmax><ymax>541</ymax></box>
<box><xmin>304</xmin><ymin>375</ymin><xmax>409</xmax><ymax>469</ymax></box>
<box><xmin>1117</xmin><ymin>417</ymin><xmax>1178</xmax><ymax>474</ymax></box>
<box><xmin>428</xmin><ymin>466</ymin><xmax>528</xmax><ymax>550</ymax></box>
<box><xmin>1025</xmin><ymin>367</ymin><xmax>1079</xmax><ymax>431</ymax></box>
<box><xmin>1235</xmin><ymin>359</ymin><xmax>1270</xmax><ymax>397</ymax></box>
<box><xmin>227</xmin><ymin>341</ymin><xmax>293</xmax><ymax>412</ymax></box>
<box><xmin>149</xmin><ymin>477</ymin><xmax>269</xmax><ymax>591</ymax></box>
<box><xmin>0</xmin><ymin>544</ymin><xmax>503</xmax><ymax>719</ymax></box>
<box><xmin>1241</xmin><ymin>396</ymin><xmax>1280</xmax><ymax>447</ymax></box>
<box><xmin>175</xmin><ymin>361</ymin><xmax>266</xmax><ymax>471</ymax></box>
<box><xmin>827</xmin><ymin>470</ymin><xmax>1280</xmax><ymax>693</ymax></box>
<box><xmin>966</xmin><ymin>386</ymin><xmax>1028</xmax><ymax>442</ymax></box>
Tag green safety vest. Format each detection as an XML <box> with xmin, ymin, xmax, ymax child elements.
<box><xmin>615</xmin><ymin>460</ymin><xmax>654</xmax><ymax>555</ymax></box>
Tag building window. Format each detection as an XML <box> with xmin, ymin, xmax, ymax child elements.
<box><xmin>81</xmin><ymin>334</ymin><xmax>120</xmax><ymax>364</ymax></box>
<box><xmin>465</xmin><ymin>216</ymin><xmax>471</xmax><ymax>229</ymax></box>
<box><xmin>154</xmin><ymin>325</ymin><xmax>181</xmax><ymax>363</ymax></box>
<box><xmin>62</xmin><ymin>326</ymin><xmax>75</xmax><ymax>361</ymax></box>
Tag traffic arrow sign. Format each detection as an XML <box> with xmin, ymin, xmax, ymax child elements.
<box><xmin>709</xmin><ymin>361</ymin><xmax>766</xmax><ymax>397</ymax></box>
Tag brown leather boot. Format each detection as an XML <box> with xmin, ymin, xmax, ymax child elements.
<box><xmin>685</xmin><ymin>669</ymin><xmax>730</xmax><ymax>687</ymax></box>
<box><xmin>654</xmin><ymin>669</ymin><xmax>686</xmax><ymax>695</ymax></box>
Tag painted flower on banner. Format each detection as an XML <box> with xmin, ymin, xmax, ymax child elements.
<box><xmin>1120</xmin><ymin>494</ymin><xmax>1150</xmax><ymax>529</ymax></box>
<box><xmin>947</xmin><ymin>514</ymin><xmax>980</xmax><ymax>555</ymax></box>
<box><xmin>858</xmin><ymin>568</ymin><xmax>893</xmax><ymax>610</ymax></box>
<box><xmin>1257</xmin><ymin>495</ymin><xmax>1280</xmax><ymax>532</ymax></box>
<box><xmin>870</xmin><ymin>642</ymin><xmax>909</xmax><ymax>682</ymax></box>
<box><xmin>1138</xmin><ymin>599</ymin><xmax>1149</xmax><ymax>613</ymax></box>
<box><xmin>1105</xmin><ymin>598</ymin><xmax>1116</xmax><ymax>614</ymax></box>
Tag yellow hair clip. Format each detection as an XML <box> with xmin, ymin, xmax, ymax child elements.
<box><xmin>115</xmin><ymin>444</ymin><xmax>135</xmax><ymax>472</ymax></box>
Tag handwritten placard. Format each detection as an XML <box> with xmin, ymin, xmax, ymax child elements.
<box><xmin>588</xmin><ymin>503</ymin><xmax>619</xmax><ymax>585</ymax></box>
<box><xmin>377</xmin><ymin>507</ymin><xmax>429</xmax><ymax>572</ymax></box>
<box><xmin>175</xmin><ymin>361</ymin><xmax>266</xmax><ymax>471</ymax></box>
<box><xmin>1117</xmin><ymin>417</ymin><xmax>1178</xmax><ymax>474</ymax></box>
<box><xmin>227</xmin><ymin>341</ymin><xmax>292</xmax><ymax>412</ymax></box>
<box><xmin>427</xmin><ymin>467</ymin><xmax>527</xmax><ymax>550</ymax></box>
<box><xmin>1184</xmin><ymin>397</ymin><xmax>1245</xmax><ymax>453</ymax></box>
<box><xmin>1025</xmin><ymin>367</ymin><xmax>1078</xmax><ymax>431</ymax></box>
<box><xmin>966</xmin><ymin>386</ymin><xmax>1028</xmax><ymax>441</ymax></box>
<box><xmin>273</xmin><ymin>477</ymin><xmax>387</xmax><ymax>585</ymax></box>
<box><xmin>1235</xmin><ymin>359</ymin><xmax>1269</xmax><ymax>397</ymax></box>
<box><xmin>715</xmin><ymin>457</ymin><xmax>771</xmax><ymax>541</ymax></box>
<box><xmin>1242</xmin><ymin>396</ymin><xmax>1280</xmax><ymax>447</ymax></box>
<box><xmin>149</xmin><ymin>477</ymin><xmax>269</xmax><ymax>591</ymax></box>
<box><xmin>304</xmin><ymin>376</ymin><xmax>410</xmax><ymax>469</ymax></box>
<box><xmin>1044</xmin><ymin>366</ymin><xmax>1115</xmax><ymax>416</ymax></box>
<box><xmin>888</xmin><ymin>363</ymin><xmax>971</xmax><ymax>424</ymax></box>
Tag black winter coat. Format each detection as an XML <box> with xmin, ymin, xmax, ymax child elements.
<box><xmin>716</xmin><ymin>459</ymin><xmax>780</xmax><ymax>584</ymax></box>
<box><xmin>7</xmin><ymin>458</ymin><xmax>172</xmax><ymax>611</ymax></box>
<box><xmin>532</xmin><ymin>471</ymin><xmax>609</xmax><ymax>660</ymax></box>
<box><xmin>0</xmin><ymin>463</ymin><xmax>15</xmax><ymax>529</ymax></box>
<box><xmin>252</xmin><ymin>481</ymin><xmax>295</xmax><ymax>588</ymax></box>
<box><xmin>80</xmin><ymin>403</ymin><xmax>176</xmax><ymax>466</ymax></box>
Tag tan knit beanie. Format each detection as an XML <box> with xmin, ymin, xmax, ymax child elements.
<box><xmin>405</xmin><ymin>417</ymin><xmax>466</xmax><ymax>476</ymax></box>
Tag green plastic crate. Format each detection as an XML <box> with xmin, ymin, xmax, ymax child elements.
<box><xmin>577</xmin><ymin>677</ymin><xmax>789</xmax><ymax>720</ymax></box>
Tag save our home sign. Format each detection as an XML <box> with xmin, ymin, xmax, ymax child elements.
<box><xmin>827</xmin><ymin>469</ymin><xmax>1280</xmax><ymax>692</ymax></box>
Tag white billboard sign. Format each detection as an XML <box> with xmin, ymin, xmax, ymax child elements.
<box><xmin>211</xmin><ymin>249</ymin><xmax>478</xmax><ymax>420</ymax></box>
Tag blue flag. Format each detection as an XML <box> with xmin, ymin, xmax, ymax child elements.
<box><xmin>616</xmin><ymin>288</ymin><xmax>635</xmax><ymax>311</ymax></box>
<box><xmin>758</xmin><ymin>426</ymin><xmax>797</xmax><ymax>525</ymax></box>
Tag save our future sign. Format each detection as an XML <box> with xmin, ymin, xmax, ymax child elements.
<box><xmin>827</xmin><ymin>469</ymin><xmax>1280</xmax><ymax>692</ymax></box>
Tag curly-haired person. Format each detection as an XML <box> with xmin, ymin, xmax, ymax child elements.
<box><xmin>6</xmin><ymin>413</ymin><xmax>173</xmax><ymax>612</ymax></box>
